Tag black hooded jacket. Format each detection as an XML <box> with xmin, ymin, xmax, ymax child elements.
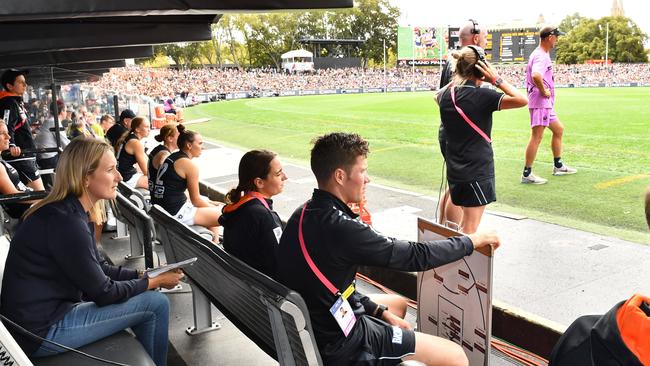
<box><xmin>219</xmin><ymin>195</ymin><xmax>283</xmax><ymax>280</ymax></box>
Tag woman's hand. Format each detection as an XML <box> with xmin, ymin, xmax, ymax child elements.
<box><xmin>147</xmin><ymin>269</ymin><xmax>184</xmax><ymax>290</ymax></box>
<box><xmin>475</xmin><ymin>60</ymin><xmax>498</xmax><ymax>84</ymax></box>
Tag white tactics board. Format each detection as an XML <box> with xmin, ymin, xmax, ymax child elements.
<box><xmin>416</xmin><ymin>218</ymin><xmax>493</xmax><ymax>366</ymax></box>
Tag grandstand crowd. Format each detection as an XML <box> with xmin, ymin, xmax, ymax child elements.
<box><xmin>84</xmin><ymin>63</ymin><xmax>650</xmax><ymax>102</ymax></box>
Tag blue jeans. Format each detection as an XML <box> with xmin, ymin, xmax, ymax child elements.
<box><xmin>32</xmin><ymin>290</ymin><xmax>169</xmax><ymax>366</ymax></box>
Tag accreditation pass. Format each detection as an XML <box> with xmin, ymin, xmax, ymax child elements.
<box><xmin>329</xmin><ymin>284</ymin><xmax>356</xmax><ymax>336</ymax></box>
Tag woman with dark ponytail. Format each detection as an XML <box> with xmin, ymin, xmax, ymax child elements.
<box><xmin>219</xmin><ymin>150</ymin><xmax>287</xmax><ymax>279</ymax></box>
<box><xmin>151</xmin><ymin>124</ymin><xmax>222</xmax><ymax>241</ymax></box>
<box><xmin>147</xmin><ymin>123</ymin><xmax>178</xmax><ymax>194</ymax></box>
<box><xmin>115</xmin><ymin>116</ymin><xmax>151</xmax><ymax>189</ymax></box>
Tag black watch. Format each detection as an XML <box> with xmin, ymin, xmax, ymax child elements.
<box><xmin>375</xmin><ymin>304</ymin><xmax>388</xmax><ymax>319</ymax></box>
<box><xmin>493</xmin><ymin>77</ymin><xmax>503</xmax><ymax>87</ymax></box>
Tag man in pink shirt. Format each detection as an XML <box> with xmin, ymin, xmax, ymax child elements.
<box><xmin>521</xmin><ymin>26</ymin><xmax>577</xmax><ymax>184</ymax></box>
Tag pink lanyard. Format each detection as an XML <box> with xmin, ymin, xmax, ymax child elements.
<box><xmin>248</xmin><ymin>191</ymin><xmax>270</xmax><ymax>210</ymax></box>
<box><xmin>450</xmin><ymin>85</ymin><xmax>492</xmax><ymax>144</ymax></box>
<box><xmin>298</xmin><ymin>202</ymin><xmax>340</xmax><ymax>296</ymax></box>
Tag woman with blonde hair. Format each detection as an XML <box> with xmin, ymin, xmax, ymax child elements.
<box><xmin>115</xmin><ymin>116</ymin><xmax>150</xmax><ymax>189</ymax></box>
<box><xmin>436</xmin><ymin>45</ymin><xmax>527</xmax><ymax>233</ymax></box>
<box><xmin>0</xmin><ymin>138</ymin><xmax>182</xmax><ymax>365</ymax></box>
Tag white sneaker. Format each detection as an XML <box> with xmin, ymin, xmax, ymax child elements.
<box><xmin>553</xmin><ymin>164</ymin><xmax>578</xmax><ymax>176</ymax></box>
<box><xmin>521</xmin><ymin>173</ymin><xmax>548</xmax><ymax>185</ymax></box>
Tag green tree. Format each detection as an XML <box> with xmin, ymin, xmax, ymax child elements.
<box><xmin>330</xmin><ymin>0</ymin><xmax>400</xmax><ymax>66</ymax></box>
<box><xmin>147</xmin><ymin>0</ymin><xmax>401</xmax><ymax>69</ymax></box>
<box><xmin>558</xmin><ymin>13</ymin><xmax>586</xmax><ymax>33</ymax></box>
<box><xmin>556</xmin><ymin>16</ymin><xmax>647</xmax><ymax>64</ymax></box>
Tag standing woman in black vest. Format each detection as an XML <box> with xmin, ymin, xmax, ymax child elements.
<box><xmin>219</xmin><ymin>150</ymin><xmax>287</xmax><ymax>279</ymax></box>
<box><xmin>437</xmin><ymin>46</ymin><xmax>527</xmax><ymax>233</ymax></box>
<box><xmin>151</xmin><ymin>125</ymin><xmax>222</xmax><ymax>241</ymax></box>
<box><xmin>115</xmin><ymin>116</ymin><xmax>150</xmax><ymax>189</ymax></box>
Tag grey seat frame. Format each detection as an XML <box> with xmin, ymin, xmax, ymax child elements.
<box><xmin>150</xmin><ymin>204</ymin><xmax>323</xmax><ymax>366</ymax></box>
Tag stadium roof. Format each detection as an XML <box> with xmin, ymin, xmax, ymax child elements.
<box><xmin>300</xmin><ymin>38</ymin><xmax>365</xmax><ymax>45</ymax></box>
<box><xmin>0</xmin><ymin>0</ymin><xmax>353</xmax><ymax>84</ymax></box>
<box><xmin>0</xmin><ymin>1</ymin><xmax>354</xmax><ymax>21</ymax></box>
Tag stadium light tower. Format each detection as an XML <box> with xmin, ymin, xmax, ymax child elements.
<box><xmin>605</xmin><ymin>22</ymin><xmax>609</xmax><ymax>67</ymax></box>
<box><xmin>383</xmin><ymin>38</ymin><xmax>387</xmax><ymax>93</ymax></box>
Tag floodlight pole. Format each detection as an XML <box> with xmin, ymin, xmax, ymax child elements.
<box><xmin>411</xmin><ymin>26</ymin><xmax>415</xmax><ymax>88</ymax></box>
<box><xmin>383</xmin><ymin>38</ymin><xmax>387</xmax><ymax>93</ymax></box>
<box><xmin>605</xmin><ymin>22</ymin><xmax>609</xmax><ymax>67</ymax></box>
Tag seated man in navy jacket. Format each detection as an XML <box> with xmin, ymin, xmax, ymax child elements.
<box><xmin>277</xmin><ymin>132</ymin><xmax>500</xmax><ymax>366</ymax></box>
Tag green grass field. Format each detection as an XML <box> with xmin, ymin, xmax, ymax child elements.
<box><xmin>184</xmin><ymin>88</ymin><xmax>650</xmax><ymax>243</ymax></box>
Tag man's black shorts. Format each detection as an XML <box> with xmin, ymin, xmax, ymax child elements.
<box><xmin>8</xmin><ymin>158</ymin><xmax>40</xmax><ymax>185</ymax></box>
<box><xmin>323</xmin><ymin>316</ymin><xmax>416</xmax><ymax>365</ymax></box>
<box><xmin>449</xmin><ymin>177</ymin><xmax>496</xmax><ymax>207</ymax></box>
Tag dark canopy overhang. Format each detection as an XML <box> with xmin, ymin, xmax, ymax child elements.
<box><xmin>0</xmin><ymin>15</ymin><xmax>218</xmax><ymax>56</ymax></box>
<box><xmin>0</xmin><ymin>0</ymin><xmax>353</xmax><ymax>81</ymax></box>
<box><xmin>0</xmin><ymin>0</ymin><xmax>353</xmax><ymax>21</ymax></box>
<box><xmin>0</xmin><ymin>46</ymin><xmax>154</xmax><ymax>69</ymax></box>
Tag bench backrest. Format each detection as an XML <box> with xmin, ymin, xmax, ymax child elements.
<box><xmin>150</xmin><ymin>205</ymin><xmax>322</xmax><ymax>366</ymax></box>
<box><xmin>117</xmin><ymin>182</ymin><xmax>150</xmax><ymax>211</ymax></box>
<box><xmin>114</xmin><ymin>192</ymin><xmax>155</xmax><ymax>269</ymax></box>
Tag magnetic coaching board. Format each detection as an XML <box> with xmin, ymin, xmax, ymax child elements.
<box><xmin>416</xmin><ymin>218</ymin><xmax>493</xmax><ymax>366</ymax></box>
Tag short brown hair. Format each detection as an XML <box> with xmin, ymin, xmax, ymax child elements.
<box><xmin>310</xmin><ymin>132</ymin><xmax>369</xmax><ymax>185</ymax></box>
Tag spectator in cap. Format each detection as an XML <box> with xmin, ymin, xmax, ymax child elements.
<box><xmin>521</xmin><ymin>26</ymin><xmax>577</xmax><ymax>185</ymax></box>
<box><xmin>105</xmin><ymin>108</ymin><xmax>135</xmax><ymax>148</ymax></box>
<box><xmin>0</xmin><ymin>69</ymin><xmax>45</xmax><ymax>191</ymax></box>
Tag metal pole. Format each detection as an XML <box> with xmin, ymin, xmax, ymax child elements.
<box><xmin>383</xmin><ymin>39</ymin><xmax>387</xmax><ymax>93</ymax></box>
<box><xmin>605</xmin><ymin>22</ymin><xmax>609</xmax><ymax>67</ymax></box>
<box><xmin>113</xmin><ymin>95</ymin><xmax>119</xmax><ymax>123</ymax></box>
<box><xmin>440</xmin><ymin>27</ymin><xmax>446</xmax><ymax>76</ymax></box>
<box><xmin>50</xmin><ymin>69</ymin><xmax>61</xmax><ymax>152</ymax></box>
<box><xmin>412</xmin><ymin>28</ymin><xmax>415</xmax><ymax>88</ymax></box>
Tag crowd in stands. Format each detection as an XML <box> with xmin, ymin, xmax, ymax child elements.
<box><xmin>84</xmin><ymin>63</ymin><xmax>650</xmax><ymax>102</ymax></box>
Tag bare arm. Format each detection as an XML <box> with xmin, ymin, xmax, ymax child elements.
<box><xmin>127</xmin><ymin>139</ymin><xmax>148</xmax><ymax>175</ymax></box>
<box><xmin>476</xmin><ymin>60</ymin><xmax>528</xmax><ymax>110</ymax></box>
<box><xmin>0</xmin><ymin>164</ymin><xmax>22</xmax><ymax>195</ymax></box>
<box><xmin>152</xmin><ymin>150</ymin><xmax>170</xmax><ymax>170</ymax></box>
<box><xmin>531</xmin><ymin>72</ymin><xmax>550</xmax><ymax>97</ymax></box>
<box><xmin>178</xmin><ymin>159</ymin><xmax>209</xmax><ymax>207</ymax></box>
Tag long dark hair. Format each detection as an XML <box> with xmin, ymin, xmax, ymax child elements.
<box><xmin>115</xmin><ymin>116</ymin><xmax>147</xmax><ymax>152</ymax></box>
<box><xmin>226</xmin><ymin>150</ymin><xmax>277</xmax><ymax>204</ymax></box>
<box><xmin>176</xmin><ymin>124</ymin><xmax>198</xmax><ymax>152</ymax></box>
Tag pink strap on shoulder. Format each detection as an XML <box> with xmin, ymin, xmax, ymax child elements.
<box><xmin>450</xmin><ymin>86</ymin><xmax>492</xmax><ymax>144</ymax></box>
<box><xmin>298</xmin><ymin>202</ymin><xmax>339</xmax><ymax>295</ymax></box>
<box><xmin>249</xmin><ymin>191</ymin><xmax>270</xmax><ymax>210</ymax></box>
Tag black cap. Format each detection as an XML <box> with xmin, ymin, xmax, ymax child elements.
<box><xmin>119</xmin><ymin>109</ymin><xmax>136</xmax><ymax>123</ymax></box>
<box><xmin>540</xmin><ymin>27</ymin><xmax>566</xmax><ymax>38</ymax></box>
<box><xmin>1</xmin><ymin>69</ymin><xmax>27</xmax><ymax>90</ymax></box>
